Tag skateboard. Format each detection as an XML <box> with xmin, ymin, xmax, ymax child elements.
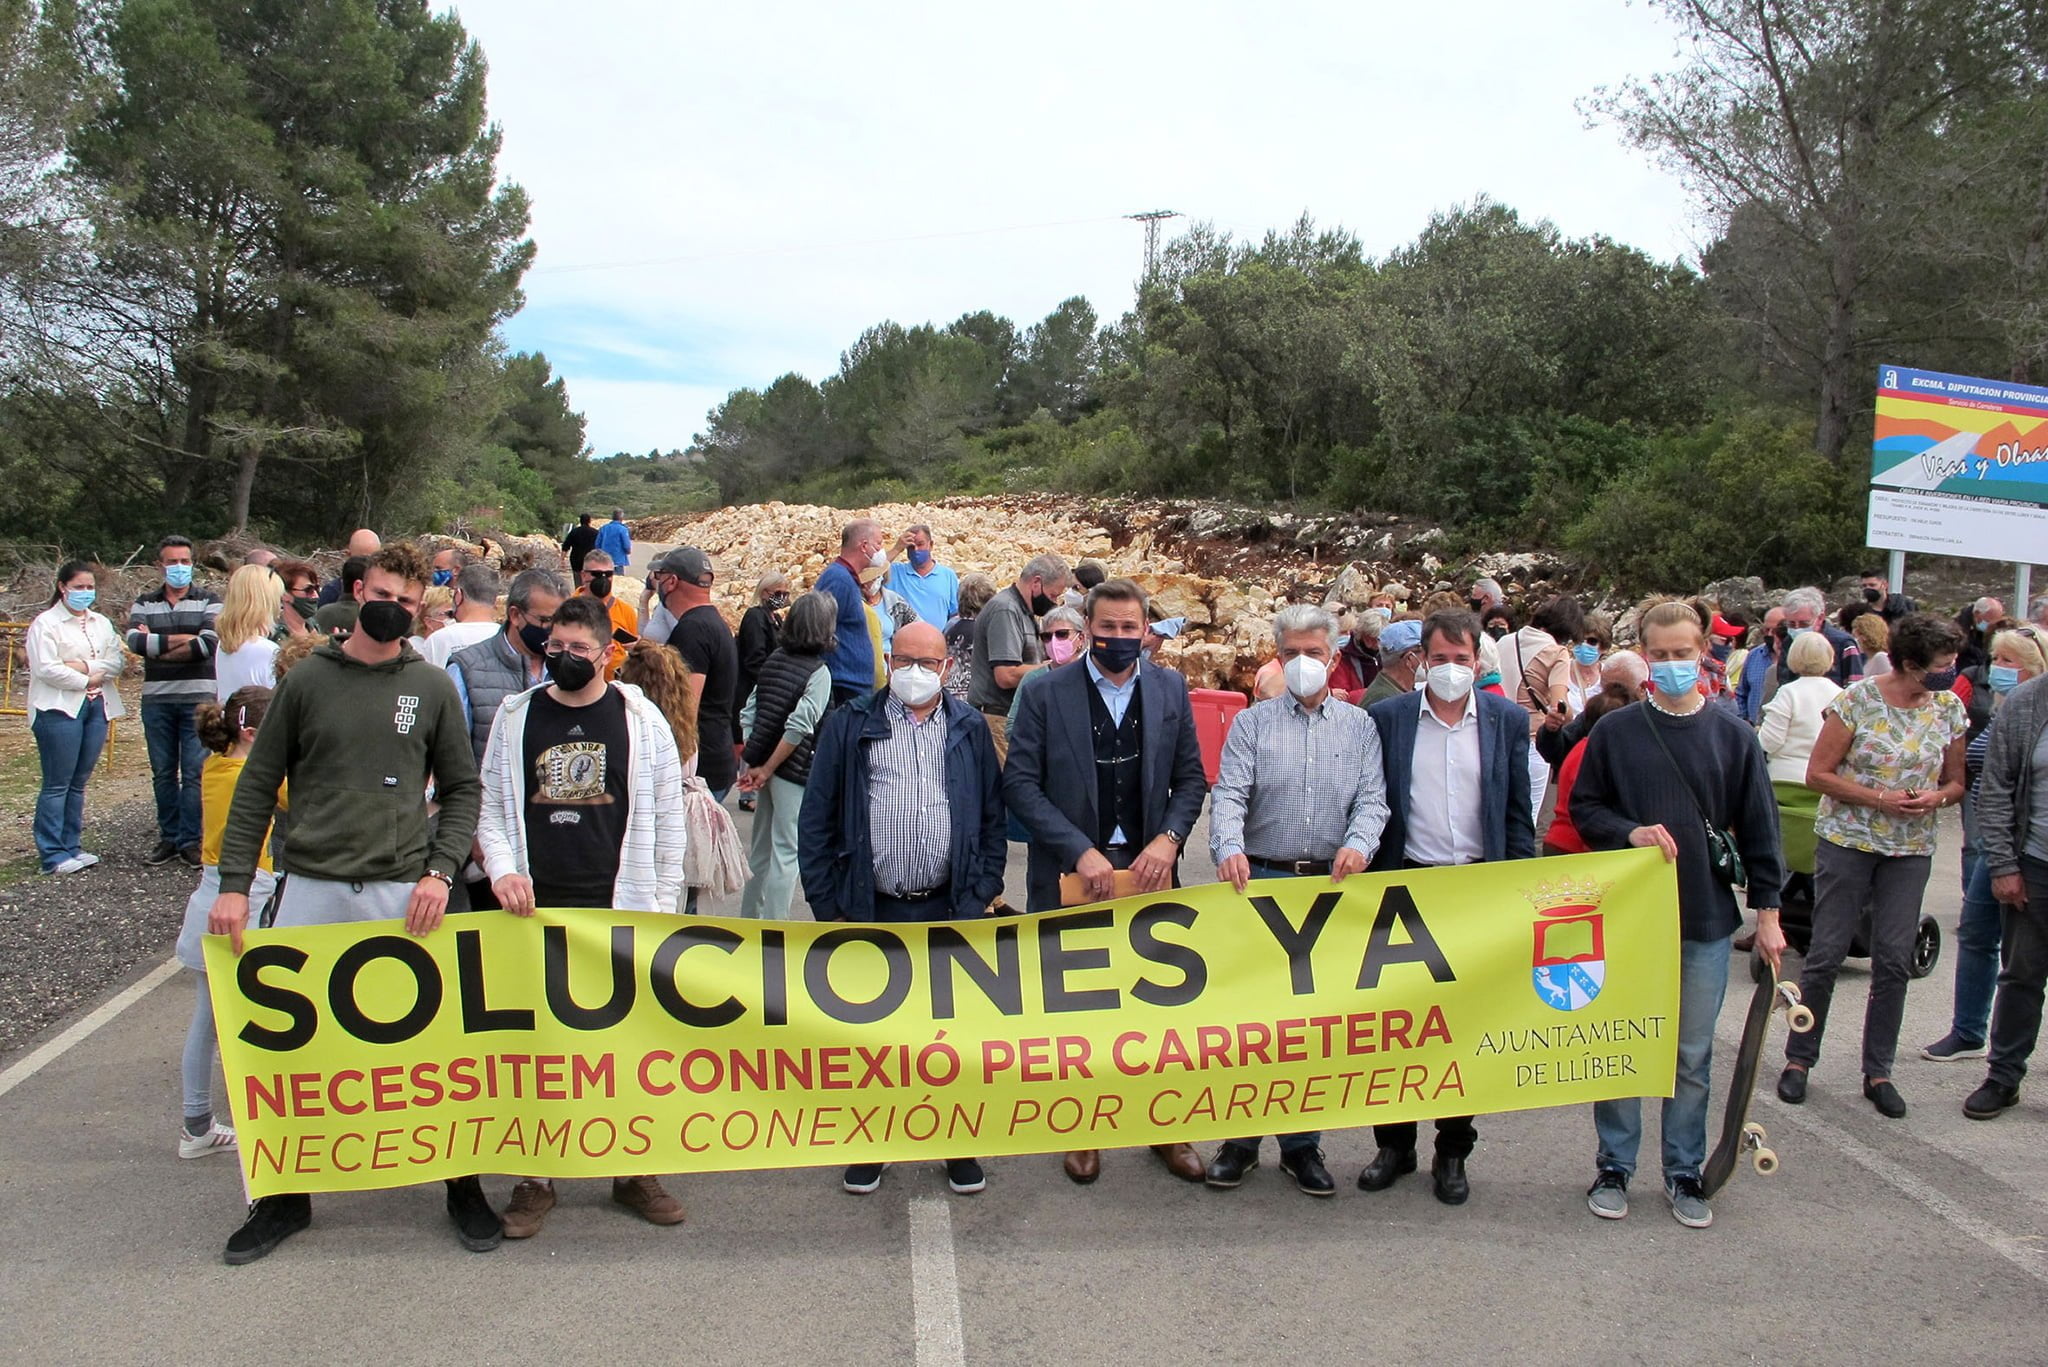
<box><xmin>1701</xmin><ymin>955</ymin><xmax>1815</xmax><ymax>1197</ymax></box>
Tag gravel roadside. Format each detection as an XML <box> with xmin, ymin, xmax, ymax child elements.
<box><xmin>0</xmin><ymin>798</ymin><xmax>197</xmax><ymax>1058</ymax></box>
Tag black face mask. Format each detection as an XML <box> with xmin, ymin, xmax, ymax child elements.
<box><xmin>1863</xmin><ymin>587</ymin><xmax>1882</xmax><ymax>603</ymax></box>
<box><xmin>587</xmin><ymin>573</ymin><xmax>613</xmax><ymax>599</ymax></box>
<box><xmin>1090</xmin><ymin>636</ymin><xmax>1143</xmax><ymax>673</ymax></box>
<box><xmin>766</xmin><ymin>593</ymin><xmax>790</xmax><ymax>611</ymax></box>
<box><xmin>517</xmin><ymin>620</ymin><xmax>551</xmax><ymax>656</ymax></box>
<box><xmin>1469</xmin><ymin>597</ymin><xmax>1485</xmax><ymax>612</ymax></box>
<box><xmin>547</xmin><ymin>649</ymin><xmax>599</xmax><ymax>691</ymax></box>
<box><xmin>1922</xmin><ymin>667</ymin><xmax>1958</xmax><ymax>692</ymax></box>
<box><xmin>290</xmin><ymin>596</ymin><xmax>321</xmax><ymax>621</ymax></box>
<box><xmin>1029</xmin><ymin>589</ymin><xmax>1058</xmax><ymax>617</ymax></box>
<box><xmin>356</xmin><ymin>599</ymin><xmax>412</xmax><ymax>643</ymax></box>
<box><xmin>1485</xmin><ymin>624</ymin><xmax>1508</xmax><ymax>641</ymax></box>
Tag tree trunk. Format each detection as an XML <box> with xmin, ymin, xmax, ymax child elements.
<box><xmin>229</xmin><ymin>445</ymin><xmax>259</xmax><ymax>533</ymax></box>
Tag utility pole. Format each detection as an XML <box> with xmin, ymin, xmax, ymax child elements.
<box><xmin>1126</xmin><ymin>210</ymin><xmax>1181</xmax><ymax>281</ymax></box>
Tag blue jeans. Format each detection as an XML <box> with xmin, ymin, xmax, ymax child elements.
<box><xmin>30</xmin><ymin>698</ymin><xmax>107</xmax><ymax>870</ymax></box>
<box><xmin>1593</xmin><ymin>934</ymin><xmax>1731</xmax><ymax>1187</ymax></box>
<box><xmin>1948</xmin><ymin>854</ymin><xmax>2001</xmax><ymax>1045</ymax></box>
<box><xmin>1226</xmin><ymin>861</ymin><xmax>1324</xmax><ymax>1155</ymax></box>
<box><xmin>142</xmin><ymin>699</ymin><xmax>206</xmax><ymax>848</ymax></box>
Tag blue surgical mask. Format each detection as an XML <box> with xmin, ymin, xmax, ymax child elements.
<box><xmin>164</xmin><ymin>564</ymin><xmax>193</xmax><ymax>589</ymax></box>
<box><xmin>908</xmin><ymin>548</ymin><xmax>932</xmax><ymax>569</ymax></box>
<box><xmin>1336</xmin><ymin>634</ymin><xmax>1352</xmax><ymax>649</ymax></box>
<box><xmin>64</xmin><ymin>588</ymin><xmax>96</xmax><ymax>612</ymax></box>
<box><xmin>1784</xmin><ymin>625</ymin><xmax>1810</xmax><ymax>639</ymax></box>
<box><xmin>1650</xmin><ymin>660</ymin><xmax>1701</xmax><ymax>696</ymax></box>
<box><xmin>1572</xmin><ymin>643</ymin><xmax>1601</xmax><ymax>666</ymax></box>
<box><xmin>1989</xmin><ymin>665</ymin><xmax>2022</xmax><ymax>693</ymax></box>
<box><xmin>432</xmin><ymin>569</ymin><xmax>454</xmax><ymax>587</ymax></box>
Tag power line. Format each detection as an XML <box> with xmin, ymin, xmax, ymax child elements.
<box><xmin>532</xmin><ymin>214</ymin><xmax>1132</xmax><ymax>276</ymax></box>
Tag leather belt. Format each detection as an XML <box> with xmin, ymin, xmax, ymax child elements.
<box><xmin>1250</xmin><ymin>857</ymin><xmax>1333</xmax><ymax>876</ymax></box>
<box><xmin>883</xmin><ymin>884</ymin><xmax>950</xmax><ymax>903</ymax></box>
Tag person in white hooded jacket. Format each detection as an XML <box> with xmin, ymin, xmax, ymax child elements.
<box><xmin>476</xmin><ymin>596</ymin><xmax>686</xmax><ymax>915</ymax></box>
<box><xmin>475</xmin><ymin>595</ymin><xmax>688</xmax><ymax>1240</ymax></box>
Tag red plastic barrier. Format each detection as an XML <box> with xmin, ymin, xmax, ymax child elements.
<box><xmin>1188</xmin><ymin>688</ymin><xmax>1249</xmax><ymax>786</ymax></box>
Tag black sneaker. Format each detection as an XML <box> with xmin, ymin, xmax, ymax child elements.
<box><xmin>1204</xmin><ymin>1143</ymin><xmax>1260</xmax><ymax>1188</ymax></box>
<box><xmin>445</xmin><ymin>1176</ymin><xmax>502</xmax><ymax>1251</ymax></box>
<box><xmin>144</xmin><ymin>840</ymin><xmax>179</xmax><ymax>866</ymax></box>
<box><xmin>178</xmin><ymin>844</ymin><xmax>203</xmax><ymax>868</ymax></box>
<box><xmin>1280</xmin><ymin>1147</ymin><xmax>1336</xmax><ymax>1197</ymax></box>
<box><xmin>944</xmin><ymin>1158</ymin><xmax>986</xmax><ymax>1195</ymax></box>
<box><xmin>224</xmin><ymin>1193</ymin><xmax>312</xmax><ymax>1265</ymax></box>
<box><xmin>1964</xmin><ymin>1079</ymin><xmax>2021</xmax><ymax>1120</ymax></box>
<box><xmin>843</xmin><ymin>1162</ymin><xmax>886</xmax><ymax>1194</ymax></box>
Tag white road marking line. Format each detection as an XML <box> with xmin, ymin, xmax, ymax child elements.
<box><xmin>909</xmin><ymin>1196</ymin><xmax>966</xmax><ymax>1367</ymax></box>
<box><xmin>0</xmin><ymin>957</ymin><xmax>181</xmax><ymax>1101</ymax></box>
<box><xmin>1768</xmin><ymin>1103</ymin><xmax>2048</xmax><ymax>1285</ymax></box>
<box><xmin>1716</xmin><ymin>994</ymin><xmax>2048</xmax><ymax>1286</ymax></box>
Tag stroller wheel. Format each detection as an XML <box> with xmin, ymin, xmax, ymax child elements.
<box><xmin>1910</xmin><ymin>916</ymin><xmax>1941</xmax><ymax>980</ymax></box>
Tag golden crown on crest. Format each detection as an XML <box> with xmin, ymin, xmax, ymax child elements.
<box><xmin>1524</xmin><ymin>874</ymin><xmax>1610</xmax><ymax>917</ymax></box>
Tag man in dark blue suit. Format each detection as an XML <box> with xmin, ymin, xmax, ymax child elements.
<box><xmin>1360</xmin><ymin>609</ymin><xmax>1536</xmax><ymax>1205</ymax></box>
<box><xmin>1005</xmin><ymin>577</ymin><xmax>1210</xmax><ymax>1186</ymax></box>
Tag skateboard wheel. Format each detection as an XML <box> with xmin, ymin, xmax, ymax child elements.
<box><xmin>1753</xmin><ymin>1148</ymin><xmax>1779</xmax><ymax>1176</ymax></box>
<box><xmin>1742</xmin><ymin>1121</ymin><xmax>1767</xmax><ymax>1145</ymax></box>
<box><xmin>1787</xmin><ymin>1005</ymin><xmax>1815</xmax><ymax>1033</ymax></box>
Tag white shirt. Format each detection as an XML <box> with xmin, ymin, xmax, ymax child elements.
<box><xmin>1759</xmin><ymin>674</ymin><xmax>1843</xmax><ymax>785</ymax></box>
<box><xmin>25</xmin><ymin>603</ymin><xmax>127</xmax><ymax>719</ymax></box>
<box><xmin>214</xmin><ymin>638</ymin><xmax>279</xmax><ymax>701</ymax></box>
<box><xmin>423</xmin><ymin>619</ymin><xmax>501</xmax><ymax>671</ymax></box>
<box><xmin>1405</xmin><ymin>688</ymin><xmax>1485</xmax><ymax>867</ymax></box>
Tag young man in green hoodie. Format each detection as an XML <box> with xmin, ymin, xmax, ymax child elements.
<box><xmin>206</xmin><ymin>541</ymin><xmax>493</xmax><ymax>1265</ymax></box>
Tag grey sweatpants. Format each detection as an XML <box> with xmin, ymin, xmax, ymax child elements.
<box><xmin>1787</xmin><ymin>839</ymin><xmax>1932</xmax><ymax>1079</ymax></box>
<box><xmin>271</xmin><ymin>875</ymin><xmax>415</xmax><ymax>929</ymax></box>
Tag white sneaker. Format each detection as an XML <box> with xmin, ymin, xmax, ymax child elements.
<box><xmin>72</xmin><ymin>852</ymin><xmax>101</xmax><ymax>869</ymax></box>
<box><xmin>47</xmin><ymin>857</ymin><xmax>90</xmax><ymax>875</ymax></box>
<box><xmin>179</xmin><ymin>1121</ymin><xmax>238</xmax><ymax>1159</ymax></box>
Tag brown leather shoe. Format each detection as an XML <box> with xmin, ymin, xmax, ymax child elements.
<box><xmin>612</xmin><ymin>1175</ymin><xmax>686</xmax><ymax>1225</ymax></box>
<box><xmin>1064</xmin><ymin>1149</ymin><xmax>1101</xmax><ymax>1184</ymax></box>
<box><xmin>1153</xmin><ymin>1143</ymin><xmax>1205</xmax><ymax>1182</ymax></box>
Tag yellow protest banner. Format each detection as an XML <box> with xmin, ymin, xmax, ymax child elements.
<box><xmin>205</xmin><ymin>849</ymin><xmax>1679</xmax><ymax>1195</ymax></box>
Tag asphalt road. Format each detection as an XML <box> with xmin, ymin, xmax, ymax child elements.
<box><xmin>2</xmin><ymin>809</ymin><xmax>2044</xmax><ymax>1366</ymax></box>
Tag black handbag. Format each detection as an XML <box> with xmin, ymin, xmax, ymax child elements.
<box><xmin>1641</xmin><ymin>706</ymin><xmax>1748</xmax><ymax>890</ymax></box>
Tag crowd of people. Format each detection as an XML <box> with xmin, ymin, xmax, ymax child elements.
<box><xmin>18</xmin><ymin>519</ymin><xmax>2048</xmax><ymax>1262</ymax></box>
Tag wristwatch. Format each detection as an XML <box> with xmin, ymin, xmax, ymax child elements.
<box><xmin>423</xmin><ymin>868</ymin><xmax>455</xmax><ymax>888</ymax></box>
<box><xmin>1162</xmin><ymin>830</ymin><xmax>1184</xmax><ymax>846</ymax></box>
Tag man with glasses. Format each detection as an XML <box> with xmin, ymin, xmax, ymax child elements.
<box><xmin>799</xmin><ymin>622</ymin><xmax>1008</xmax><ymax>1198</ymax></box>
<box><xmin>575</xmin><ymin>549</ymin><xmax>638</xmax><ymax>680</ymax></box>
<box><xmin>476</xmin><ymin>594</ymin><xmax>690</xmax><ymax>1238</ymax></box>
<box><xmin>1778</xmin><ymin>587</ymin><xmax>1859</xmax><ymax>687</ymax></box>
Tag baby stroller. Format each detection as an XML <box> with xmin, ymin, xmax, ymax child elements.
<box><xmin>1777</xmin><ymin>869</ymin><xmax>1941</xmax><ymax>979</ymax></box>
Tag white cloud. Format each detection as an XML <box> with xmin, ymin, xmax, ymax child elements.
<box><xmin>461</xmin><ymin>0</ymin><xmax>1702</xmax><ymax>458</ymax></box>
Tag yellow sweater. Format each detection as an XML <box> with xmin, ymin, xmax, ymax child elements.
<box><xmin>201</xmin><ymin>754</ymin><xmax>285</xmax><ymax>872</ymax></box>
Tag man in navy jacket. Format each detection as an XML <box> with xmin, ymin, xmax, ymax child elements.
<box><xmin>1361</xmin><ymin>609</ymin><xmax>1535</xmax><ymax>1205</ymax></box>
<box><xmin>1004</xmin><ymin>578</ymin><xmax>1210</xmax><ymax>1187</ymax></box>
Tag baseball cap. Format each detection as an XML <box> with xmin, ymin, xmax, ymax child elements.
<box><xmin>649</xmin><ymin>546</ymin><xmax>715</xmax><ymax>587</ymax></box>
<box><xmin>1709</xmin><ymin>613</ymin><xmax>1744</xmax><ymax>640</ymax></box>
<box><xmin>1379</xmin><ymin>618</ymin><xmax>1424</xmax><ymax>654</ymax></box>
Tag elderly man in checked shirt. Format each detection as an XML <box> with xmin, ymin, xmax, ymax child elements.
<box><xmin>1204</xmin><ymin>604</ymin><xmax>1391</xmax><ymax>1198</ymax></box>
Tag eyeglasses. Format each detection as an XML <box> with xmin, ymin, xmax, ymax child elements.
<box><xmin>547</xmin><ymin>642</ymin><xmax>605</xmax><ymax>661</ymax></box>
<box><xmin>892</xmin><ymin>656</ymin><xmax>946</xmax><ymax>672</ymax></box>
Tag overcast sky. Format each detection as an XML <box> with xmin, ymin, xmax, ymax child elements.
<box><xmin>459</xmin><ymin>0</ymin><xmax>1702</xmax><ymax>460</ymax></box>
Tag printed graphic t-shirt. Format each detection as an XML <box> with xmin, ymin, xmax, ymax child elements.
<box><xmin>522</xmin><ymin>686</ymin><xmax>631</xmax><ymax>906</ymax></box>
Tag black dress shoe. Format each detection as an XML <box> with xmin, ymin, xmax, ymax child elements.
<box><xmin>1776</xmin><ymin>1065</ymin><xmax>1807</xmax><ymax>1104</ymax></box>
<box><xmin>1431</xmin><ymin>1155</ymin><xmax>1470</xmax><ymax>1206</ymax></box>
<box><xmin>1863</xmin><ymin>1077</ymin><xmax>1907</xmax><ymax>1119</ymax></box>
<box><xmin>1280</xmin><ymin>1147</ymin><xmax>1335</xmax><ymax>1197</ymax></box>
<box><xmin>1204</xmin><ymin>1143</ymin><xmax>1260</xmax><ymax>1188</ymax></box>
<box><xmin>1356</xmin><ymin>1145</ymin><xmax>1417</xmax><ymax>1192</ymax></box>
<box><xmin>1964</xmin><ymin>1079</ymin><xmax>2020</xmax><ymax>1120</ymax></box>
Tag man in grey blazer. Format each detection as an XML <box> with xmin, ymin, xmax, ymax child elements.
<box><xmin>1005</xmin><ymin>577</ymin><xmax>1210</xmax><ymax>1186</ymax></box>
<box><xmin>1360</xmin><ymin>608</ymin><xmax>1536</xmax><ymax>1206</ymax></box>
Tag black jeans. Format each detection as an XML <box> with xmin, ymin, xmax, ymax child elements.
<box><xmin>1787</xmin><ymin>840</ymin><xmax>1932</xmax><ymax>1079</ymax></box>
<box><xmin>1987</xmin><ymin>856</ymin><xmax>2048</xmax><ymax>1088</ymax></box>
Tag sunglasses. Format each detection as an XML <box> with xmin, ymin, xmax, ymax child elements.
<box><xmin>1039</xmin><ymin>629</ymin><xmax>1080</xmax><ymax>641</ymax></box>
